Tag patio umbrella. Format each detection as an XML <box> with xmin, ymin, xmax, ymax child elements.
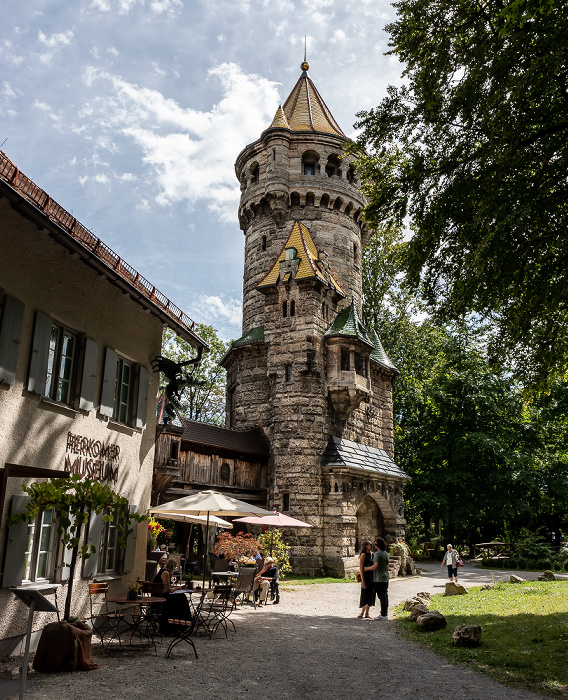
<box><xmin>233</xmin><ymin>511</ymin><xmax>313</xmax><ymax>556</ymax></box>
<box><xmin>150</xmin><ymin>490</ymin><xmax>273</xmax><ymax>586</ymax></box>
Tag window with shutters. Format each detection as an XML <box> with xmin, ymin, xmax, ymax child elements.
<box><xmin>98</xmin><ymin>512</ymin><xmax>121</xmax><ymax>573</ymax></box>
<box><xmin>23</xmin><ymin>510</ymin><xmax>56</xmax><ymax>583</ymax></box>
<box><xmin>114</xmin><ymin>357</ymin><xmax>133</xmax><ymax>424</ymax></box>
<box><xmin>45</xmin><ymin>323</ymin><xmax>78</xmax><ymax>406</ymax></box>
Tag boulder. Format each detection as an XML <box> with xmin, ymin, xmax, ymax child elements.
<box><xmin>416</xmin><ymin>591</ymin><xmax>431</xmax><ymax>601</ymax></box>
<box><xmin>480</xmin><ymin>583</ymin><xmax>494</xmax><ymax>591</ymax></box>
<box><xmin>404</xmin><ymin>597</ymin><xmax>425</xmax><ymax>611</ymax></box>
<box><xmin>444</xmin><ymin>582</ymin><xmax>469</xmax><ymax>596</ymax></box>
<box><xmin>409</xmin><ymin>603</ymin><xmax>429</xmax><ymax>621</ymax></box>
<box><xmin>452</xmin><ymin>624</ymin><xmax>482</xmax><ymax>647</ymax></box>
<box><xmin>510</xmin><ymin>574</ymin><xmax>526</xmax><ymax>583</ymax></box>
<box><xmin>538</xmin><ymin>570</ymin><xmax>556</xmax><ymax>581</ymax></box>
<box><xmin>417</xmin><ymin>611</ymin><xmax>447</xmax><ymax>631</ymax></box>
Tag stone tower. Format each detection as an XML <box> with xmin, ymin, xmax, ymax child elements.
<box><xmin>221</xmin><ymin>62</ymin><xmax>408</xmax><ymax>575</ymax></box>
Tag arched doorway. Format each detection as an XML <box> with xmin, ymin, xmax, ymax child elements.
<box><xmin>355</xmin><ymin>495</ymin><xmax>385</xmax><ymax>553</ymax></box>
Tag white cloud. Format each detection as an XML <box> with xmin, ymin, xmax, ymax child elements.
<box><xmin>38</xmin><ymin>30</ymin><xmax>74</xmax><ymax>48</ymax></box>
<box><xmin>2</xmin><ymin>83</ymin><xmax>19</xmax><ymax>100</ymax></box>
<box><xmin>331</xmin><ymin>29</ymin><xmax>346</xmax><ymax>42</ymax></box>
<box><xmin>107</xmin><ymin>46</ymin><xmax>119</xmax><ymax>56</ymax></box>
<box><xmin>150</xmin><ymin>0</ymin><xmax>183</xmax><ymax>13</ymax></box>
<box><xmin>81</xmin><ymin>62</ymin><xmax>280</xmax><ymax>220</ymax></box>
<box><xmin>193</xmin><ymin>294</ymin><xmax>242</xmax><ymax>331</ymax></box>
<box><xmin>152</xmin><ymin>61</ymin><xmax>167</xmax><ymax>76</ymax></box>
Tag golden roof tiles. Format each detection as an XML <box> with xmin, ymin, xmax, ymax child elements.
<box><xmin>257</xmin><ymin>220</ymin><xmax>345</xmax><ymax>296</ymax></box>
<box><xmin>269</xmin><ymin>63</ymin><xmax>346</xmax><ymax>138</ymax></box>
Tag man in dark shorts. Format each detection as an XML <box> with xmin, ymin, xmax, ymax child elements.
<box><xmin>365</xmin><ymin>537</ymin><xmax>390</xmax><ymax>620</ymax></box>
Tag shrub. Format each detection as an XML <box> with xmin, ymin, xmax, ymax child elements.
<box><xmin>513</xmin><ymin>528</ymin><xmax>553</xmax><ymax>562</ymax></box>
<box><xmin>508</xmin><ymin>558</ymin><xmax>518</xmax><ymax>569</ymax></box>
<box><xmin>536</xmin><ymin>559</ymin><xmax>553</xmax><ymax>570</ymax></box>
<box><xmin>517</xmin><ymin>558</ymin><xmax>526</xmax><ymax>570</ymax></box>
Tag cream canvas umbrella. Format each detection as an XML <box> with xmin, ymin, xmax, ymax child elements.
<box><xmin>234</xmin><ymin>511</ymin><xmax>313</xmax><ymax>555</ymax></box>
<box><xmin>150</xmin><ymin>490</ymin><xmax>273</xmax><ymax>586</ymax></box>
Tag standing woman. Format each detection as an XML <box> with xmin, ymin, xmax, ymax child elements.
<box><xmin>441</xmin><ymin>543</ymin><xmax>459</xmax><ymax>583</ymax></box>
<box><xmin>357</xmin><ymin>540</ymin><xmax>374</xmax><ymax>619</ymax></box>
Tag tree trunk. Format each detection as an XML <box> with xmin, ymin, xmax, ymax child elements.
<box><xmin>64</xmin><ymin>508</ymin><xmax>85</xmax><ymax>622</ymax></box>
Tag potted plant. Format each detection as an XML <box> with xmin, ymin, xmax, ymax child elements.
<box><xmin>127</xmin><ymin>580</ymin><xmax>142</xmax><ymax>601</ymax></box>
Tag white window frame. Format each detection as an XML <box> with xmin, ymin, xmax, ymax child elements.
<box><xmin>98</xmin><ymin>513</ymin><xmax>121</xmax><ymax>574</ymax></box>
<box><xmin>113</xmin><ymin>356</ymin><xmax>134</xmax><ymax>424</ymax></box>
<box><xmin>45</xmin><ymin>322</ymin><xmax>78</xmax><ymax>406</ymax></box>
<box><xmin>22</xmin><ymin>510</ymin><xmax>56</xmax><ymax>584</ymax></box>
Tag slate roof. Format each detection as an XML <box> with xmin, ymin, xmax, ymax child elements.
<box><xmin>268</xmin><ymin>62</ymin><xmax>346</xmax><ymax>138</ymax></box>
<box><xmin>368</xmin><ymin>328</ymin><xmax>398</xmax><ymax>372</ymax></box>
<box><xmin>322</xmin><ymin>436</ymin><xmax>408</xmax><ymax>480</ymax></box>
<box><xmin>257</xmin><ymin>220</ymin><xmax>345</xmax><ymax>296</ymax></box>
<box><xmin>232</xmin><ymin>326</ymin><xmax>265</xmax><ymax>348</ymax></box>
<box><xmin>324</xmin><ymin>299</ymin><xmax>375</xmax><ymax>349</ymax></box>
<box><xmin>179</xmin><ymin>418</ymin><xmax>270</xmax><ymax>457</ymax></box>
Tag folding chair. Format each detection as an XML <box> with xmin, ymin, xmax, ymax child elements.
<box><xmin>88</xmin><ymin>583</ymin><xmax>126</xmax><ymax>648</ymax></box>
<box><xmin>234</xmin><ymin>567</ymin><xmax>256</xmax><ymax>609</ymax></box>
<box><xmin>166</xmin><ymin>594</ymin><xmax>201</xmax><ymax>660</ymax></box>
<box><xmin>198</xmin><ymin>585</ymin><xmax>237</xmax><ymax>638</ymax></box>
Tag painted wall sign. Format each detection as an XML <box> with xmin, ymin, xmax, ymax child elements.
<box><xmin>64</xmin><ymin>431</ymin><xmax>120</xmax><ymax>484</ymax></box>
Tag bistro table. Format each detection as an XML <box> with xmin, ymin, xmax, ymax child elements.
<box><xmin>103</xmin><ymin>596</ymin><xmax>166</xmax><ymax>649</ymax></box>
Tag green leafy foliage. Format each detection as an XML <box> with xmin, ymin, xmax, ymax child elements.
<box><xmin>352</xmin><ymin>0</ymin><xmax>568</xmax><ymax>385</ymax></box>
<box><xmin>257</xmin><ymin>529</ymin><xmax>292</xmax><ymax>577</ymax></box>
<box><xmin>161</xmin><ymin>324</ymin><xmax>230</xmax><ymax>425</ymax></box>
<box><xmin>9</xmin><ymin>474</ymin><xmax>144</xmax><ymax>620</ymax></box>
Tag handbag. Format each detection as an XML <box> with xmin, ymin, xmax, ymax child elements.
<box><xmin>356</xmin><ymin>571</ymin><xmax>362</xmax><ymax>583</ymax></box>
<box><xmin>457</xmin><ymin>557</ymin><xmax>464</xmax><ymax>567</ymax></box>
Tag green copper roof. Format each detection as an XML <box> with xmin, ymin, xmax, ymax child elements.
<box><xmin>325</xmin><ymin>300</ymin><xmax>375</xmax><ymax>349</ymax></box>
<box><xmin>232</xmin><ymin>326</ymin><xmax>265</xmax><ymax>347</ymax></box>
<box><xmin>368</xmin><ymin>328</ymin><xmax>398</xmax><ymax>372</ymax></box>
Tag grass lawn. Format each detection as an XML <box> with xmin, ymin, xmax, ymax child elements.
<box><xmin>280</xmin><ymin>574</ymin><xmax>354</xmax><ymax>586</ymax></box>
<box><xmin>396</xmin><ymin>580</ymin><xmax>568</xmax><ymax>697</ymax></box>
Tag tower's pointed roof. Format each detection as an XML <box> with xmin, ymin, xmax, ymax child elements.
<box><xmin>325</xmin><ymin>298</ymin><xmax>375</xmax><ymax>349</ymax></box>
<box><xmin>270</xmin><ymin>105</ymin><xmax>291</xmax><ymax>129</ymax></box>
<box><xmin>277</xmin><ymin>61</ymin><xmax>346</xmax><ymax>138</ymax></box>
<box><xmin>368</xmin><ymin>328</ymin><xmax>398</xmax><ymax>372</ymax></box>
<box><xmin>257</xmin><ymin>220</ymin><xmax>345</xmax><ymax>296</ymax></box>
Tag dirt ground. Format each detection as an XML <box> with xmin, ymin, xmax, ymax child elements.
<box><xmin>4</xmin><ymin>562</ymin><xmax>559</xmax><ymax>700</ymax></box>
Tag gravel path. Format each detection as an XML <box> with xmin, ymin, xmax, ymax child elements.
<box><xmin>12</xmin><ymin>563</ymin><xmax>559</xmax><ymax>700</ymax></box>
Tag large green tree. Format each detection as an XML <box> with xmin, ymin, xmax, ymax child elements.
<box><xmin>353</xmin><ymin>0</ymin><xmax>568</xmax><ymax>384</ymax></box>
<box><xmin>161</xmin><ymin>324</ymin><xmax>230</xmax><ymax>425</ymax></box>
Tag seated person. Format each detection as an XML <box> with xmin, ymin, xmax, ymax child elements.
<box><xmin>154</xmin><ymin>558</ymin><xmax>189</xmax><ymax>635</ymax></box>
<box><xmin>253</xmin><ymin>556</ymin><xmax>279</xmax><ymax>606</ymax></box>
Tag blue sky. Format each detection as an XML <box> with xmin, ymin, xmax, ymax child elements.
<box><xmin>2</xmin><ymin>0</ymin><xmax>402</xmax><ymax>341</ymax></box>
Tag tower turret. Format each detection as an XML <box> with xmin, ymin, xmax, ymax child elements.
<box><xmin>223</xmin><ymin>63</ymin><xmax>408</xmax><ymax>576</ymax></box>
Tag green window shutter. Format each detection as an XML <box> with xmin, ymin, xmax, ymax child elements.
<box><xmin>135</xmin><ymin>366</ymin><xmax>150</xmax><ymax>430</ymax></box>
<box><xmin>2</xmin><ymin>495</ymin><xmax>31</xmax><ymax>588</ymax></box>
<box><xmin>99</xmin><ymin>347</ymin><xmax>117</xmax><ymax>417</ymax></box>
<box><xmin>122</xmin><ymin>505</ymin><xmax>140</xmax><ymax>574</ymax></box>
<box><xmin>79</xmin><ymin>338</ymin><xmax>99</xmax><ymax>412</ymax></box>
<box><xmin>82</xmin><ymin>510</ymin><xmax>104</xmax><ymax>578</ymax></box>
<box><xmin>0</xmin><ymin>295</ymin><xmax>24</xmax><ymax>386</ymax></box>
<box><xmin>27</xmin><ymin>311</ymin><xmax>53</xmax><ymax>395</ymax></box>
<box><xmin>60</xmin><ymin>514</ymin><xmax>76</xmax><ymax>583</ymax></box>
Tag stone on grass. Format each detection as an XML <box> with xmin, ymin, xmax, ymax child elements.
<box><xmin>409</xmin><ymin>603</ymin><xmax>429</xmax><ymax>621</ymax></box>
<box><xmin>538</xmin><ymin>570</ymin><xmax>556</xmax><ymax>581</ymax></box>
<box><xmin>416</xmin><ymin>592</ymin><xmax>431</xmax><ymax>601</ymax></box>
<box><xmin>444</xmin><ymin>582</ymin><xmax>468</xmax><ymax>596</ymax></box>
<box><xmin>480</xmin><ymin>583</ymin><xmax>494</xmax><ymax>591</ymax></box>
<box><xmin>404</xmin><ymin>597</ymin><xmax>428</xmax><ymax>611</ymax></box>
<box><xmin>510</xmin><ymin>574</ymin><xmax>526</xmax><ymax>583</ymax></box>
<box><xmin>417</xmin><ymin>611</ymin><xmax>447</xmax><ymax>631</ymax></box>
<box><xmin>452</xmin><ymin>624</ymin><xmax>482</xmax><ymax>647</ymax></box>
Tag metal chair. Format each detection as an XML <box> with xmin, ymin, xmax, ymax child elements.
<box><xmin>166</xmin><ymin>594</ymin><xmax>202</xmax><ymax>660</ymax></box>
<box><xmin>198</xmin><ymin>585</ymin><xmax>237</xmax><ymax>638</ymax></box>
<box><xmin>88</xmin><ymin>582</ymin><xmax>125</xmax><ymax>648</ymax></box>
<box><xmin>234</xmin><ymin>567</ymin><xmax>257</xmax><ymax>609</ymax></box>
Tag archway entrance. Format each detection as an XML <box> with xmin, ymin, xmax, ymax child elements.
<box><xmin>355</xmin><ymin>495</ymin><xmax>384</xmax><ymax>553</ymax></box>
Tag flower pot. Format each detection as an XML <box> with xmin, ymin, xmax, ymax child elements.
<box><xmin>127</xmin><ymin>589</ymin><xmax>139</xmax><ymax>601</ymax></box>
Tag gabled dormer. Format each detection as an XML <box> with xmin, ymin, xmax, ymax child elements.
<box><xmin>256</xmin><ymin>220</ymin><xmax>345</xmax><ymax>299</ymax></box>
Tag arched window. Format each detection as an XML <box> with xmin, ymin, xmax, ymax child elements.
<box><xmin>251</xmin><ymin>164</ymin><xmax>259</xmax><ymax>185</ymax></box>
<box><xmin>261</xmin><ymin>235</ymin><xmax>267</xmax><ymax>251</ymax></box>
<box><xmin>291</xmin><ymin>192</ymin><xmax>301</xmax><ymax>206</ymax></box>
<box><xmin>325</xmin><ymin>154</ymin><xmax>340</xmax><ymax>178</ymax></box>
<box><xmin>302</xmin><ymin>150</ymin><xmax>319</xmax><ymax>176</ymax></box>
<box><xmin>290</xmin><ymin>300</ymin><xmax>296</xmax><ymax>317</ymax></box>
<box><xmin>282</xmin><ymin>301</ymin><xmax>288</xmax><ymax>318</ymax></box>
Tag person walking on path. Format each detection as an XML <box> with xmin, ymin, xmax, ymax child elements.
<box><xmin>357</xmin><ymin>540</ymin><xmax>374</xmax><ymax>619</ymax></box>
<box><xmin>441</xmin><ymin>543</ymin><xmax>459</xmax><ymax>583</ymax></box>
<box><xmin>365</xmin><ymin>537</ymin><xmax>389</xmax><ymax>620</ymax></box>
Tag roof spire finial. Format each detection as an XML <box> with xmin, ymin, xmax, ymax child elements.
<box><xmin>301</xmin><ymin>36</ymin><xmax>309</xmax><ymax>73</ymax></box>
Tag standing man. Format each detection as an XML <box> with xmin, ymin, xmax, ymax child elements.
<box><xmin>365</xmin><ymin>537</ymin><xmax>390</xmax><ymax>620</ymax></box>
